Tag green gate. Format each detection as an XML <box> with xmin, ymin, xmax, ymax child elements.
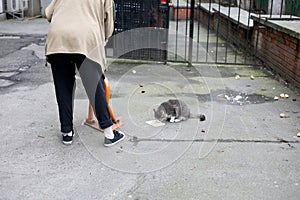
<box><xmin>254</xmin><ymin>0</ymin><xmax>300</xmax><ymax>16</ymax></box>
<box><xmin>285</xmin><ymin>0</ymin><xmax>300</xmax><ymax>16</ymax></box>
<box><xmin>255</xmin><ymin>0</ymin><xmax>269</xmax><ymax>13</ymax></box>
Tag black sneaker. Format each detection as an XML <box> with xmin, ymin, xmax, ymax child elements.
<box><xmin>104</xmin><ymin>130</ymin><xmax>125</xmax><ymax>147</ymax></box>
<box><xmin>62</xmin><ymin>130</ymin><xmax>74</xmax><ymax>145</ymax></box>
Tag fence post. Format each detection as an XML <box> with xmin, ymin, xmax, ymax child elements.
<box><xmin>188</xmin><ymin>0</ymin><xmax>195</xmax><ymax>67</ymax></box>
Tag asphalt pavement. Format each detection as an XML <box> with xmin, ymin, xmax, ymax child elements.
<box><xmin>0</xmin><ymin>18</ymin><xmax>299</xmax><ymax>200</ymax></box>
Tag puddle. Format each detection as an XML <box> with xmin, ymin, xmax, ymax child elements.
<box><xmin>18</xmin><ymin>65</ymin><xmax>30</xmax><ymax>72</ymax></box>
<box><xmin>218</xmin><ymin>93</ymin><xmax>272</xmax><ymax>105</ymax></box>
<box><xmin>0</xmin><ymin>71</ymin><xmax>19</xmax><ymax>78</ymax></box>
<box><xmin>0</xmin><ymin>79</ymin><xmax>15</xmax><ymax>87</ymax></box>
<box><xmin>217</xmin><ymin>90</ymin><xmax>274</xmax><ymax>105</ymax></box>
<box><xmin>195</xmin><ymin>89</ymin><xmax>274</xmax><ymax>105</ymax></box>
<box><xmin>0</xmin><ymin>66</ymin><xmax>31</xmax><ymax>88</ymax></box>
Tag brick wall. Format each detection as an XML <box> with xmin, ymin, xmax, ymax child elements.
<box><xmin>199</xmin><ymin>7</ymin><xmax>252</xmax><ymax>51</ymax></box>
<box><xmin>253</xmin><ymin>20</ymin><xmax>300</xmax><ymax>89</ymax></box>
<box><xmin>198</xmin><ymin>8</ymin><xmax>215</xmax><ymax>30</ymax></box>
<box><xmin>190</xmin><ymin>5</ymin><xmax>300</xmax><ymax>89</ymax></box>
<box><xmin>171</xmin><ymin>5</ymin><xmax>300</xmax><ymax>89</ymax></box>
<box><xmin>170</xmin><ymin>7</ymin><xmax>192</xmax><ymax>20</ymax></box>
<box><xmin>213</xmin><ymin>12</ymin><xmax>252</xmax><ymax>50</ymax></box>
<box><xmin>169</xmin><ymin>6</ymin><xmax>201</xmax><ymax>21</ymax></box>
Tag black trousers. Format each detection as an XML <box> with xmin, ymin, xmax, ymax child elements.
<box><xmin>48</xmin><ymin>54</ymin><xmax>113</xmax><ymax>133</ymax></box>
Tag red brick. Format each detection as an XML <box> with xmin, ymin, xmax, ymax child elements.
<box><xmin>271</xmin><ymin>37</ymin><xmax>276</xmax><ymax>44</ymax></box>
<box><xmin>283</xmin><ymin>34</ymin><xmax>298</xmax><ymax>45</ymax></box>
<box><xmin>283</xmin><ymin>50</ymin><xmax>296</xmax><ymax>60</ymax></box>
<box><xmin>262</xmin><ymin>34</ymin><xmax>271</xmax><ymax>42</ymax></box>
<box><xmin>273</xmin><ymin>29</ymin><xmax>283</xmax><ymax>38</ymax></box>
<box><xmin>284</xmin><ymin>56</ymin><xmax>297</xmax><ymax>67</ymax></box>
<box><xmin>274</xmin><ymin>35</ymin><xmax>285</xmax><ymax>44</ymax></box>
<box><xmin>285</xmin><ymin>39</ymin><xmax>291</xmax><ymax>46</ymax></box>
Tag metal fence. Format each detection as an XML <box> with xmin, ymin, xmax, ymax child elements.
<box><xmin>109</xmin><ymin>0</ymin><xmax>299</xmax><ymax>65</ymax></box>
<box><xmin>168</xmin><ymin>0</ymin><xmax>300</xmax><ymax>65</ymax></box>
<box><xmin>110</xmin><ymin>0</ymin><xmax>169</xmax><ymax>62</ymax></box>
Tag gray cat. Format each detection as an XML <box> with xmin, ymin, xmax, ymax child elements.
<box><xmin>154</xmin><ymin>99</ymin><xmax>206</xmax><ymax>122</ymax></box>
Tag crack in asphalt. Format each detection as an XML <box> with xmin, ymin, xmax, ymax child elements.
<box><xmin>129</xmin><ymin>137</ymin><xmax>300</xmax><ymax>144</ymax></box>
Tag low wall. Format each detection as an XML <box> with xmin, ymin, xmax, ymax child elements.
<box><xmin>199</xmin><ymin>4</ymin><xmax>254</xmax><ymax>53</ymax></box>
<box><xmin>169</xmin><ymin>5</ymin><xmax>193</xmax><ymax>20</ymax></box>
<box><xmin>252</xmin><ymin>17</ymin><xmax>300</xmax><ymax>89</ymax></box>
<box><xmin>213</xmin><ymin>9</ymin><xmax>253</xmax><ymax>50</ymax></box>
<box><xmin>198</xmin><ymin>3</ymin><xmax>300</xmax><ymax>90</ymax></box>
<box><xmin>198</xmin><ymin>3</ymin><xmax>216</xmax><ymax>30</ymax></box>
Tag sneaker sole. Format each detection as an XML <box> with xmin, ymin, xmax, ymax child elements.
<box><xmin>62</xmin><ymin>131</ymin><xmax>74</xmax><ymax>145</ymax></box>
<box><xmin>104</xmin><ymin>134</ymin><xmax>125</xmax><ymax>147</ymax></box>
<box><xmin>62</xmin><ymin>140</ymin><xmax>73</xmax><ymax>145</ymax></box>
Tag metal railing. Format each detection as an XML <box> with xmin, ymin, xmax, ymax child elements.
<box><xmin>109</xmin><ymin>0</ymin><xmax>299</xmax><ymax>66</ymax></box>
<box><xmin>167</xmin><ymin>0</ymin><xmax>299</xmax><ymax>65</ymax></box>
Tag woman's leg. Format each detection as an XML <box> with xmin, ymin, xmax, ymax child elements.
<box><xmin>74</xmin><ymin>57</ymin><xmax>114</xmax><ymax>130</ymax></box>
<box><xmin>72</xmin><ymin>55</ymin><xmax>124</xmax><ymax>147</ymax></box>
<box><xmin>48</xmin><ymin>54</ymin><xmax>76</xmax><ymax>134</ymax></box>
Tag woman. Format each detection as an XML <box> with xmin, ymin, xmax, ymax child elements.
<box><xmin>45</xmin><ymin>0</ymin><xmax>124</xmax><ymax>147</ymax></box>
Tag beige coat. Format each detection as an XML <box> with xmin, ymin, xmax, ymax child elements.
<box><xmin>45</xmin><ymin>0</ymin><xmax>114</xmax><ymax>72</ymax></box>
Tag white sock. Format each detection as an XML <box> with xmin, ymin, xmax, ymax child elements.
<box><xmin>104</xmin><ymin>126</ymin><xmax>114</xmax><ymax>139</ymax></box>
<box><xmin>63</xmin><ymin>130</ymin><xmax>72</xmax><ymax>136</ymax></box>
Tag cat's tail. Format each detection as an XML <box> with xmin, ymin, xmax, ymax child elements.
<box><xmin>190</xmin><ymin>113</ymin><xmax>206</xmax><ymax>121</ymax></box>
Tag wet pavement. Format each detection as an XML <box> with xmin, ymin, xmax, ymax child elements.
<box><xmin>0</xmin><ymin>18</ymin><xmax>299</xmax><ymax>199</ymax></box>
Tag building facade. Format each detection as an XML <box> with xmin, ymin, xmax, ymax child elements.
<box><xmin>0</xmin><ymin>0</ymin><xmax>50</xmax><ymax>20</ymax></box>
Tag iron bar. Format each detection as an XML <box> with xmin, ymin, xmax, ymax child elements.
<box><xmin>196</xmin><ymin>0</ymin><xmax>202</xmax><ymax>62</ymax></box>
<box><xmin>205</xmin><ymin>0</ymin><xmax>212</xmax><ymax>63</ymax></box>
<box><xmin>269</xmin><ymin>0</ymin><xmax>273</xmax><ymax>18</ymax></box>
<box><xmin>254</xmin><ymin>0</ymin><xmax>263</xmax><ymax>65</ymax></box>
<box><xmin>280</xmin><ymin>0</ymin><xmax>284</xmax><ymax>18</ymax></box>
<box><xmin>185</xmin><ymin>0</ymin><xmax>189</xmax><ymax>60</ymax></box>
<box><xmin>234</xmin><ymin>0</ymin><xmax>242</xmax><ymax>63</ymax></box>
<box><xmin>291</xmin><ymin>0</ymin><xmax>295</xmax><ymax>19</ymax></box>
<box><xmin>244</xmin><ymin>0</ymin><xmax>253</xmax><ymax>64</ymax></box>
<box><xmin>266</xmin><ymin>18</ymin><xmax>300</xmax><ymax>20</ymax></box>
<box><xmin>215</xmin><ymin>1</ymin><xmax>221</xmax><ymax>63</ymax></box>
<box><xmin>224</xmin><ymin>0</ymin><xmax>232</xmax><ymax>63</ymax></box>
<box><xmin>188</xmin><ymin>0</ymin><xmax>195</xmax><ymax>67</ymax></box>
<box><xmin>175</xmin><ymin>0</ymin><xmax>179</xmax><ymax>60</ymax></box>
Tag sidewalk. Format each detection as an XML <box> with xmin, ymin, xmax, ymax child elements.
<box><xmin>0</xmin><ymin>19</ymin><xmax>299</xmax><ymax>200</ymax></box>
